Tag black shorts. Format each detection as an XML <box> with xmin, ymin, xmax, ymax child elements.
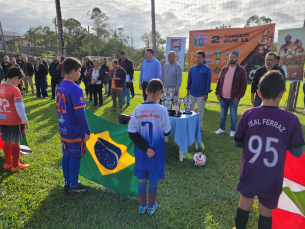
<box><xmin>0</xmin><ymin>124</ymin><xmax>25</xmax><ymax>142</ymax></box>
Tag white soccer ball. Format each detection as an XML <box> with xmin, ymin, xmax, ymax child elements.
<box><xmin>192</xmin><ymin>152</ymin><xmax>206</xmax><ymax>166</ymax></box>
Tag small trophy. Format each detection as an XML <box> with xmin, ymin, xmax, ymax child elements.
<box><xmin>173</xmin><ymin>96</ymin><xmax>181</xmax><ymax>117</ymax></box>
<box><xmin>183</xmin><ymin>96</ymin><xmax>193</xmax><ymax>114</ymax></box>
<box><xmin>163</xmin><ymin>88</ymin><xmax>174</xmax><ymax>111</ymax></box>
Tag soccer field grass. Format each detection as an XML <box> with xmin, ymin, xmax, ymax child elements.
<box><xmin>0</xmin><ymin>72</ymin><xmax>305</xmax><ymax>228</ymax></box>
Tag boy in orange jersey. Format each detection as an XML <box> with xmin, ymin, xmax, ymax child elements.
<box><xmin>0</xmin><ymin>66</ymin><xmax>30</xmax><ymax>172</ymax></box>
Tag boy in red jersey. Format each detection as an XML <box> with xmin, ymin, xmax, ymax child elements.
<box><xmin>0</xmin><ymin>66</ymin><xmax>30</xmax><ymax>172</ymax></box>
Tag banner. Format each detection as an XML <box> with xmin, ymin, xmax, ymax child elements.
<box><xmin>278</xmin><ymin>28</ymin><xmax>305</xmax><ymax>81</ymax></box>
<box><xmin>165</xmin><ymin>37</ymin><xmax>186</xmax><ymax>68</ymax></box>
<box><xmin>189</xmin><ymin>24</ymin><xmax>275</xmax><ymax>83</ymax></box>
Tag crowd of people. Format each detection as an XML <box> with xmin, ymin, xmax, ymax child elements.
<box><xmin>0</xmin><ymin>46</ymin><xmax>304</xmax><ymax>228</ymax></box>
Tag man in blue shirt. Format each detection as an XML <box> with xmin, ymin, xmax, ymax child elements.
<box><xmin>187</xmin><ymin>50</ymin><xmax>212</xmax><ymax>131</ymax></box>
<box><xmin>139</xmin><ymin>48</ymin><xmax>161</xmax><ymax>101</ymax></box>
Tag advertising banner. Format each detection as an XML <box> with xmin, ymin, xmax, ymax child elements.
<box><xmin>278</xmin><ymin>28</ymin><xmax>305</xmax><ymax>81</ymax></box>
<box><xmin>165</xmin><ymin>37</ymin><xmax>186</xmax><ymax>68</ymax></box>
<box><xmin>189</xmin><ymin>24</ymin><xmax>275</xmax><ymax>83</ymax></box>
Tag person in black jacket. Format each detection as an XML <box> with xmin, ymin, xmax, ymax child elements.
<box><xmin>1</xmin><ymin>55</ymin><xmax>11</xmax><ymax>80</ymax></box>
<box><xmin>40</xmin><ymin>56</ymin><xmax>49</xmax><ymax>89</ymax></box>
<box><xmin>0</xmin><ymin>65</ymin><xmax>4</xmax><ymax>83</ymax></box>
<box><xmin>49</xmin><ymin>55</ymin><xmax>62</xmax><ymax>100</ymax></box>
<box><xmin>110</xmin><ymin>59</ymin><xmax>126</xmax><ymax>113</ymax></box>
<box><xmin>80</xmin><ymin>57</ymin><xmax>91</xmax><ymax>99</ymax></box>
<box><xmin>34</xmin><ymin>57</ymin><xmax>48</xmax><ymax>98</ymax></box>
<box><xmin>119</xmin><ymin>51</ymin><xmax>134</xmax><ymax>106</ymax></box>
<box><xmin>22</xmin><ymin>57</ymin><xmax>34</xmax><ymax>94</ymax></box>
<box><xmin>101</xmin><ymin>57</ymin><xmax>110</xmax><ymax>94</ymax></box>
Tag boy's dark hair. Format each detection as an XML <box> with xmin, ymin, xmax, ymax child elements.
<box><xmin>146</xmin><ymin>48</ymin><xmax>154</xmax><ymax>55</ymax></box>
<box><xmin>196</xmin><ymin>50</ymin><xmax>205</xmax><ymax>58</ymax></box>
<box><xmin>88</xmin><ymin>60</ymin><xmax>94</xmax><ymax>67</ymax></box>
<box><xmin>147</xmin><ymin>79</ymin><xmax>164</xmax><ymax>94</ymax></box>
<box><xmin>231</xmin><ymin>52</ymin><xmax>239</xmax><ymax>58</ymax></box>
<box><xmin>62</xmin><ymin>58</ymin><xmax>81</xmax><ymax>75</ymax></box>
<box><xmin>112</xmin><ymin>59</ymin><xmax>118</xmax><ymax>65</ymax></box>
<box><xmin>259</xmin><ymin>70</ymin><xmax>285</xmax><ymax>99</ymax></box>
<box><xmin>7</xmin><ymin>66</ymin><xmax>25</xmax><ymax>79</ymax></box>
<box><xmin>276</xmin><ymin>55</ymin><xmax>281</xmax><ymax>60</ymax></box>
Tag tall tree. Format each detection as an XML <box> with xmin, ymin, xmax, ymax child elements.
<box><xmin>244</xmin><ymin>15</ymin><xmax>272</xmax><ymax>27</ymax></box>
<box><xmin>141</xmin><ymin>31</ymin><xmax>164</xmax><ymax>48</ymax></box>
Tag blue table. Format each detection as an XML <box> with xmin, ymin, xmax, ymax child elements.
<box><xmin>166</xmin><ymin>111</ymin><xmax>201</xmax><ymax>161</ymax></box>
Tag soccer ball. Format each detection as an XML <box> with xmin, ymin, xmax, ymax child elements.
<box><xmin>192</xmin><ymin>152</ymin><xmax>206</xmax><ymax>166</ymax></box>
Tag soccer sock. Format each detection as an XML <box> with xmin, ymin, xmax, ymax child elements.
<box><xmin>258</xmin><ymin>215</ymin><xmax>272</xmax><ymax>229</ymax></box>
<box><xmin>148</xmin><ymin>180</ymin><xmax>158</xmax><ymax>208</ymax></box>
<box><xmin>69</xmin><ymin>156</ymin><xmax>81</xmax><ymax>189</ymax></box>
<box><xmin>138</xmin><ymin>181</ymin><xmax>147</xmax><ymax>207</ymax></box>
<box><xmin>62</xmin><ymin>154</ymin><xmax>71</xmax><ymax>186</ymax></box>
<box><xmin>235</xmin><ymin>207</ymin><xmax>250</xmax><ymax>229</ymax></box>
<box><xmin>11</xmin><ymin>144</ymin><xmax>20</xmax><ymax>168</ymax></box>
<box><xmin>3</xmin><ymin>142</ymin><xmax>12</xmax><ymax>165</ymax></box>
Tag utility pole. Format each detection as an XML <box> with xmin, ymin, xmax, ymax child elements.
<box><xmin>286</xmin><ymin>19</ymin><xmax>305</xmax><ymax>111</ymax></box>
<box><xmin>55</xmin><ymin>0</ymin><xmax>65</xmax><ymax>56</ymax></box>
<box><xmin>114</xmin><ymin>30</ymin><xmax>117</xmax><ymax>55</ymax></box>
<box><xmin>151</xmin><ymin>0</ymin><xmax>157</xmax><ymax>57</ymax></box>
<box><xmin>88</xmin><ymin>26</ymin><xmax>91</xmax><ymax>56</ymax></box>
<box><xmin>0</xmin><ymin>21</ymin><xmax>7</xmax><ymax>54</ymax></box>
<box><xmin>131</xmin><ymin>32</ymin><xmax>133</xmax><ymax>60</ymax></box>
<box><xmin>54</xmin><ymin>18</ymin><xmax>59</xmax><ymax>56</ymax></box>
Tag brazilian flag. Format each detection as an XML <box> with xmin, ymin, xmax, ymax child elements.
<box><xmin>79</xmin><ymin>110</ymin><xmax>138</xmax><ymax>197</ymax></box>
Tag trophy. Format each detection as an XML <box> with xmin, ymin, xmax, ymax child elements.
<box><xmin>183</xmin><ymin>96</ymin><xmax>193</xmax><ymax>114</ymax></box>
<box><xmin>163</xmin><ymin>88</ymin><xmax>174</xmax><ymax>111</ymax></box>
<box><xmin>173</xmin><ymin>96</ymin><xmax>181</xmax><ymax>117</ymax></box>
<box><xmin>160</xmin><ymin>93</ymin><xmax>165</xmax><ymax>106</ymax></box>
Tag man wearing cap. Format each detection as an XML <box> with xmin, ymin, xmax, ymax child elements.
<box><xmin>161</xmin><ymin>51</ymin><xmax>182</xmax><ymax>96</ymax></box>
<box><xmin>119</xmin><ymin>50</ymin><xmax>134</xmax><ymax>106</ymax></box>
<box><xmin>139</xmin><ymin>48</ymin><xmax>161</xmax><ymax>101</ymax></box>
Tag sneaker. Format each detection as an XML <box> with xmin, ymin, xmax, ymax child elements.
<box><xmin>35</xmin><ymin>96</ymin><xmax>40</xmax><ymax>98</ymax></box>
<box><xmin>32</xmin><ymin>92</ymin><xmax>35</xmax><ymax>94</ymax></box>
<box><xmin>64</xmin><ymin>185</ymin><xmax>69</xmax><ymax>193</ymax></box>
<box><xmin>215</xmin><ymin>129</ymin><xmax>225</xmax><ymax>134</ymax></box>
<box><xmin>44</xmin><ymin>96</ymin><xmax>48</xmax><ymax>99</ymax></box>
<box><xmin>230</xmin><ymin>131</ymin><xmax>235</xmax><ymax>138</ymax></box>
<box><xmin>147</xmin><ymin>202</ymin><xmax>159</xmax><ymax>215</ymax></box>
<box><xmin>3</xmin><ymin>163</ymin><xmax>12</xmax><ymax>170</ymax></box>
<box><xmin>127</xmin><ymin>103</ymin><xmax>130</xmax><ymax>106</ymax></box>
<box><xmin>50</xmin><ymin>97</ymin><xmax>55</xmax><ymax>100</ymax></box>
<box><xmin>68</xmin><ymin>183</ymin><xmax>89</xmax><ymax>196</ymax></box>
<box><xmin>139</xmin><ymin>203</ymin><xmax>148</xmax><ymax>214</ymax></box>
<box><xmin>11</xmin><ymin>163</ymin><xmax>30</xmax><ymax>172</ymax></box>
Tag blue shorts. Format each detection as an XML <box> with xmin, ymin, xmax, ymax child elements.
<box><xmin>62</xmin><ymin>140</ymin><xmax>86</xmax><ymax>158</ymax></box>
<box><xmin>237</xmin><ymin>182</ymin><xmax>280</xmax><ymax>209</ymax></box>
<box><xmin>134</xmin><ymin>168</ymin><xmax>165</xmax><ymax>182</ymax></box>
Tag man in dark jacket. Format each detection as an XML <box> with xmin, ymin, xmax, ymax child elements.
<box><xmin>110</xmin><ymin>59</ymin><xmax>126</xmax><ymax>113</ymax></box>
<box><xmin>101</xmin><ymin>57</ymin><xmax>110</xmax><ymax>95</ymax></box>
<box><xmin>40</xmin><ymin>56</ymin><xmax>49</xmax><ymax>89</ymax></box>
<box><xmin>16</xmin><ymin>53</ymin><xmax>24</xmax><ymax>69</ymax></box>
<box><xmin>119</xmin><ymin>50</ymin><xmax>134</xmax><ymax>106</ymax></box>
<box><xmin>0</xmin><ymin>65</ymin><xmax>4</xmax><ymax>83</ymax></box>
<box><xmin>1</xmin><ymin>55</ymin><xmax>11</xmax><ymax>80</ymax></box>
<box><xmin>49</xmin><ymin>55</ymin><xmax>62</xmax><ymax>100</ymax></box>
<box><xmin>22</xmin><ymin>57</ymin><xmax>34</xmax><ymax>94</ymax></box>
<box><xmin>215</xmin><ymin>52</ymin><xmax>247</xmax><ymax>137</ymax></box>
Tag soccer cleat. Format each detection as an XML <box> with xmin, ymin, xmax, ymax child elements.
<box><xmin>230</xmin><ymin>131</ymin><xmax>235</xmax><ymax>138</ymax></box>
<box><xmin>139</xmin><ymin>203</ymin><xmax>148</xmax><ymax>214</ymax></box>
<box><xmin>3</xmin><ymin>163</ymin><xmax>12</xmax><ymax>170</ymax></box>
<box><xmin>147</xmin><ymin>202</ymin><xmax>159</xmax><ymax>215</ymax></box>
<box><xmin>64</xmin><ymin>185</ymin><xmax>69</xmax><ymax>193</ymax></box>
<box><xmin>215</xmin><ymin>129</ymin><xmax>225</xmax><ymax>134</ymax></box>
<box><xmin>11</xmin><ymin>163</ymin><xmax>30</xmax><ymax>172</ymax></box>
<box><xmin>68</xmin><ymin>183</ymin><xmax>89</xmax><ymax>196</ymax></box>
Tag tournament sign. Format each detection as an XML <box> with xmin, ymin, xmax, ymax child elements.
<box><xmin>278</xmin><ymin>27</ymin><xmax>305</xmax><ymax>81</ymax></box>
<box><xmin>189</xmin><ymin>24</ymin><xmax>275</xmax><ymax>83</ymax></box>
<box><xmin>165</xmin><ymin>37</ymin><xmax>186</xmax><ymax>68</ymax></box>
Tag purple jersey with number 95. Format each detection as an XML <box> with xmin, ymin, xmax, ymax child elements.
<box><xmin>234</xmin><ymin>106</ymin><xmax>304</xmax><ymax>198</ymax></box>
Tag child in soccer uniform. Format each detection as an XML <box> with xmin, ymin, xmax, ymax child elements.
<box><xmin>128</xmin><ymin>79</ymin><xmax>171</xmax><ymax>215</ymax></box>
<box><xmin>0</xmin><ymin>66</ymin><xmax>30</xmax><ymax>172</ymax></box>
<box><xmin>233</xmin><ymin>70</ymin><xmax>304</xmax><ymax>229</ymax></box>
<box><xmin>56</xmin><ymin>58</ymin><xmax>91</xmax><ymax>195</ymax></box>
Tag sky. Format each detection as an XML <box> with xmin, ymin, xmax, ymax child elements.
<box><xmin>0</xmin><ymin>0</ymin><xmax>304</xmax><ymax>49</ymax></box>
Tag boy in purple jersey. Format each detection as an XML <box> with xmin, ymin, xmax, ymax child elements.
<box><xmin>128</xmin><ymin>79</ymin><xmax>171</xmax><ymax>215</ymax></box>
<box><xmin>56</xmin><ymin>58</ymin><xmax>91</xmax><ymax>196</ymax></box>
<box><xmin>233</xmin><ymin>70</ymin><xmax>304</xmax><ymax>229</ymax></box>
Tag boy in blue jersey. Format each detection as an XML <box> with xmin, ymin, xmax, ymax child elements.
<box><xmin>128</xmin><ymin>79</ymin><xmax>171</xmax><ymax>215</ymax></box>
<box><xmin>56</xmin><ymin>58</ymin><xmax>91</xmax><ymax>196</ymax></box>
<box><xmin>233</xmin><ymin>70</ymin><xmax>304</xmax><ymax>228</ymax></box>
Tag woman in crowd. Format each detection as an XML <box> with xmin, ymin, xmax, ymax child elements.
<box><xmin>84</xmin><ymin>60</ymin><xmax>94</xmax><ymax>101</ymax></box>
<box><xmin>34</xmin><ymin>57</ymin><xmax>48</xmax><ymax>98</ymax></box>
<box><xmin>1</xmin><ymin>55</ymin><xmax>11</xmax><ymax>80</ymax></box>
<box><xmin>88</xmin><ymin>59</ymin><xmax>104</xmax><ymax>106</ymax></box>
<box><xmin>80</xmin><ymin>57</ymin><xmax>90</xmax><ymax>99</ymax></box>
<box><xmin>11</xmin><ymin>57</ymin><xmax>23</xmax><ymax>91</ymax></box>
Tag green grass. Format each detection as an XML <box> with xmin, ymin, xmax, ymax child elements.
<box><xmin>1</xmin><ymin>72</ymin><xmax>305</xmax><ymax>228</ymax></box>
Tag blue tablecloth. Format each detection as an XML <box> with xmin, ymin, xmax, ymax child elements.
<box><xmin>169</xmin><ymin>111</ymin><xmax>201</xmax><ymax>157</ymax></box>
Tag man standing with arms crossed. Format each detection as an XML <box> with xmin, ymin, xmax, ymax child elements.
<box><xmin>186</xmin><ymin>50</ymin><xmax>212</xmax><ymax>132</ymax></box>
<box><xmin>161</xmin><ymin>51</ymin><xmax>182</xmax><ymax>96</ymax></box>
<box><xmin>215</xmin><ymin>52</ymin><xmax>247</xmax><ymax>137</ymax></box>
<box><xmin>139</xmin><ymin>48</ymin><xmax>161</xmax><ymax>101</ymax></box>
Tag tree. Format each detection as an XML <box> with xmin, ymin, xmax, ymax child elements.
<box><xmin>141</xmin><ymin>31</ymin><xmax>164</xmax><ymax>48</ymax></box>
<box><xmin>244</xmin><ymin>15</ymin><xmax>272</xmax><ymax>27</ymax></box>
